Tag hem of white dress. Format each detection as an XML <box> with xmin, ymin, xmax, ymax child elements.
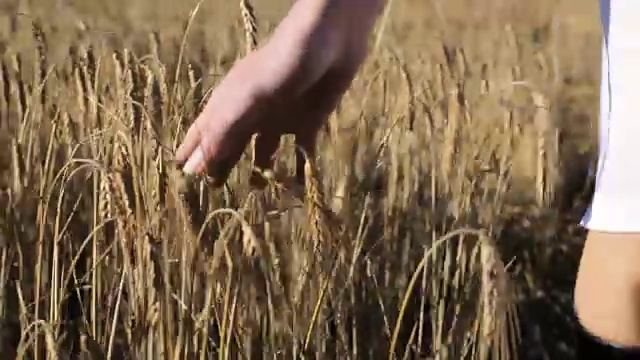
<box><xmin>580</xmin><ymin>195</ymin><xmax>640</xmax><ymax>233</ymax></box>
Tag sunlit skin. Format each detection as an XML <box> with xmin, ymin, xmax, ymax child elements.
<box><xmin>175</xmin><ymin>0</ymin><xmax>640</xmax><ymax>349</ymax></box>
<box><xmin>175</xmin><ymin>0</ymin><xmax>383</xmax><ymax>183</ymax></box>
<box><xmin>575</xmin><ymin>231</ymin><xmax>640</xmax><ymax>347</ymax></box>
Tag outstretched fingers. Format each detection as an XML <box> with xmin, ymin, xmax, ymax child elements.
<box><xmin>175</xmin><ymin>88</ymin><xmax>253</xmax><ymax>176</ymax></box>
<box><xmin>175</xmin><ymin>115</ymin><xmax>239</xmax><ymax>178</ymax></box>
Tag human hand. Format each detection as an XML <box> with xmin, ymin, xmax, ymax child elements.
<box><xmin>175</xmin><ymin>0</ymin><xmax>383</xmax><ymax>186</ymax></box>
<box><xmin>175</xmin><ymin>41</ymin><xmax>361</xmax><ymax>187</ymax></box>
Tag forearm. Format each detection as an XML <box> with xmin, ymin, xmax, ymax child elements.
<box><xmin>256</xmin><ymin>0</ymin><xmax>385</xmax><ymax>96</ymax></box>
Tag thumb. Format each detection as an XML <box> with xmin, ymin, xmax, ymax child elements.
<box><xmin>177</xmin><ymin>99</ymin><xmax>242</xmax><ymax>175</ymax></box>
<box><xmin>175</xmin><ymin>119</ymin><xmax>203</xmax><ymax>165</ymax></box>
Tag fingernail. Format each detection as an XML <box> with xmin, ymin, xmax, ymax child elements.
<box><xmin>183</xmin><ymin>147</ymin><xmax>204</xmax><ymax>174</ymax></box>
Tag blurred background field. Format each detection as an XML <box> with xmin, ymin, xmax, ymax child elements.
<box><xmin>0</xmin><ymin>0</ymin><xmax>601</xmax><ymax>359</ymax></box>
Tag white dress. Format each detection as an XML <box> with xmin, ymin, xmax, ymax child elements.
<box><xmin>581</xmin><ymin>0</ymin><xmax>640</xmax><ymax>232</ymax></box>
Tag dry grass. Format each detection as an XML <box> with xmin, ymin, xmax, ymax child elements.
<box><xmin>0</xmin><ymin>0</ymin><xmax>600</xmax><ymax>359</ymax></box>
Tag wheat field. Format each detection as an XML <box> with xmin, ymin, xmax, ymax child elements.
<box><xmin>0</xmin><ymin>0</ymin><xmax>600</xmax><ymax>359</ymax></box>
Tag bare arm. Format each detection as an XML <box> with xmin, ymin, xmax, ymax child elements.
<box><xmin>252</xmin><ymin>0</ymin><xmax>386</xmax><ymax>97</ymax></box>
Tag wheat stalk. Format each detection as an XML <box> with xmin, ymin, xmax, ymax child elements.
<box><xmin>240</xmin><ymin>0</ymin><xmax>258</xmax><ymax>54</ymax></box>
<box><xmin>0</xmin><ymin>2</ymin><xmax>586</xmax><ymax>358</ymax></box>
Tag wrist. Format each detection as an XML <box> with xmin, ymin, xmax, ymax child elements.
<box><xmin>259</xmin><ymin>0</ymin><xmax>382</xmax><ymax>93</ymax></box>
<box><xmin>258</xmin><ymin>1</ymin><xmax>345</xmax><ymax>94</ymax></box>
<box><xmin>343</xmin><ymin>0</ymin><xmax>386</xmax><ymax>61</ymax></box>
